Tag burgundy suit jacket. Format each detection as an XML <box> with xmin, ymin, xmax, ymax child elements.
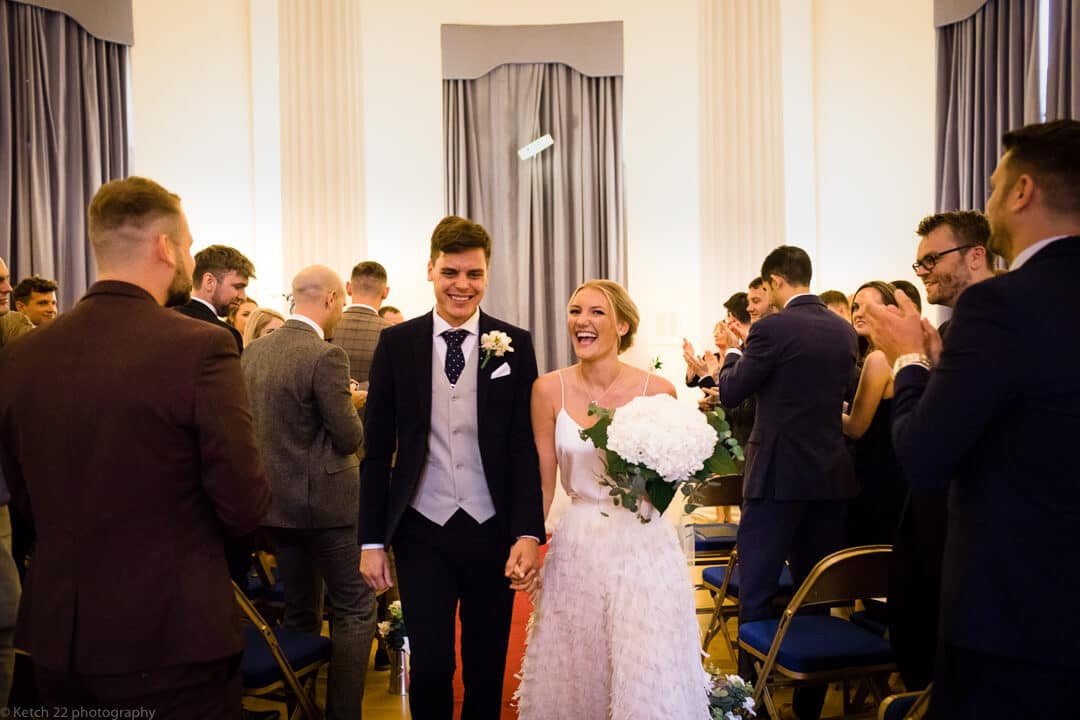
<box><xmin>0</xmin><ymin>281</ymin><xmax>270</xmax><ymax>673</ymax></box>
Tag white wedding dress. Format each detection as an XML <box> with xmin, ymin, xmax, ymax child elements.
<box><xmin>515</xmin><ymin>372</ymin><xmax>710</xmax><ymax>719</ymax></box>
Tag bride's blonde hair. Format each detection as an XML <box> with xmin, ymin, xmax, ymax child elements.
<box><xmin>569</xmin><ymin>280</ymin><xmax>639</xmax><ymax>353</ymax></box>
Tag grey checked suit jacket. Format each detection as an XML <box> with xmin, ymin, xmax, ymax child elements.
<box><xmin>330</xmin><ymin>306</ymin><xmax>390</xmax><ymax>384</ymax></box>
<box><xmin>242</xmin><ymin>319</ymin><xmax>363</xmax><ymax>528</ymax></box>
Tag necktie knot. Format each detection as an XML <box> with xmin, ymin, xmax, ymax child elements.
<box><xmin>441</xmin><ymin>329</ymin><xmax>469</xmax><ymax>384</ymax></box>
<box><xmin>442</xmin><ymin>329</ymin><xmax>469</xmax><ymax>348</ymax></box>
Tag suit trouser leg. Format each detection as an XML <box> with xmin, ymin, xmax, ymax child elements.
<box><xmin>393</xmin><ymin>509</ymin><xmax>513</xmax><ymax>720</ymax></box>
<box><xmin>455</xmin><ymin>514</ymin><xmax>514</xmax><ymax>720</ymax></box>
<box><xmin>787</xmin><ymin>501</ymin><xmax>847</xmax><ymax>720</ymax></box>
<box><xmin>0</xmin><ymin>507</ymin><xmax>20</xmax><ymax>709</ymax></box>
<box><xmin>888</xmin><ymin>489</ymin><xmax>946</xmax><ymax>691</ymax></box>
<box><xmin>736</xmin><ymin>500</ymin><xmax>847</xmax><ymax>719</ymax></box>
<box><xmin>927</xmin><ymin>643</ymin><xmax>1073</xmax><ymax>719</ymax></box>
<box><xmin>273</xmin><ymin>527</ymin><xmax>376</xmax><ymax>720</ymax></box>
<box><xmin>272</xmin><ymin>531</ymin><xmax>325</xmax><ymax>633</ymax></box>
<box><xmin>394</xmin><ymin>509</ymin><xmax>463</xmax><ymax>720</ymax></box>
<box><xmin>736</xmin><ymin>500</ymin><xmax>801</xmax><ymax>681</ymax></box>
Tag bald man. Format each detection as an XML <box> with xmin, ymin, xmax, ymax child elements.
<box><xmin>241</xmin><ymin>266</ymin><xmax>373</xmax><ymax>720</ymax></box>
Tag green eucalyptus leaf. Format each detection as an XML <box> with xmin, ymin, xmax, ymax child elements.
<box><xmin>645</xmin><ymin>478</ymin><xmax>677</xmax><ymax>515</ymax></box>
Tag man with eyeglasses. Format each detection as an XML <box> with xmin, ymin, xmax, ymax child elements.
<box><xmin>869</xmin><ymin>119</ymin><xmax>1080</xmax><ymax>718</ymax></box>
<box><xmin>887</xmin><ymin>212</ymin><xmax>995</xmax><ymax>691</ymax></box>
<box><xmin>912</xmin><ymin>211</ymin><xmax>994</xmax><ymax>336</ymax></box>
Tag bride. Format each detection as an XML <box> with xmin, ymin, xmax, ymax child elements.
<box><xmin>515</xmin><ymin>280</ymin><xmax>709</xmax><ymax>719</ymax></box>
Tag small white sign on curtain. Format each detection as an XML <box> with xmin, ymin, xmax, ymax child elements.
<box><xmin>517</xmin><ymin>134</ymin><xmax>554</xmax><ymax>160</ymax></box>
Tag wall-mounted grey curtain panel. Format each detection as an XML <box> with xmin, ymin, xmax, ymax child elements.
<box><xmin>935</xmin><ymin>0</ymin><xmax>1039</xmax><ymax>212</ymax></box>
<box><xmin>11</xmin><ymin>0</ymin><xmax>132</xmax><ymax>45</ymax></box>
<box><xmin>1047</xmin><ymin>0</ymin><xmax>1080</xmax><ymax>119</ymax></box>
<box><xmin>1</xmin><ymin>0</ymin><xmax>128</xmax><ymax>311</ymax></box>
<box><xmin>935</xmin><ymin>0</ymin><xmax>990</xmax><ymax>26</ymax></box>
<box><xmin>444</xmin><ymin>61</ymin><xmax>625</xmax><ymax>374</ymax></box>
<box><xmin>442</xmin><ymin>22</ymin><xmax>623</xmax><ymax>80</ymax></box>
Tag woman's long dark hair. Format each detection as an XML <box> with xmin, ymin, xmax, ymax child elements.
<box><xmin>852</xmin><ymin>280</ymin><xmax>899</xmax><ymax>361</ymax></box>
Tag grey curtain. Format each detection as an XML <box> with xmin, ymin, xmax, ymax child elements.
<box><xmin>1047</xmin><ymin>0</ymin><xmax>1080</xmax><ymax>119</ymax></box>
<box><xmin>935</xmin><ymin>0</ymin><xmax>1040</xmax><ymax>211</ymax></box>
<box><xmin>1</xmin><ymin>0</ymin><xmax>128</xmax><ymax>311</ymax></box>
<box><xmin>445</xmin><ymin>63</ymin><xmax>625</xmax><ymax>373</ymax></box>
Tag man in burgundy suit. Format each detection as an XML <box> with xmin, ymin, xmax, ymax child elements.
<box><xmin>0</xmin><ymin>177</ymin><xmax>270</xmax><ymax>718</ymax></box>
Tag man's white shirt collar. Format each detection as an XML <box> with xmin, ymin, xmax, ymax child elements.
<box><xmin>432</xmin><ymin>308</ymin><xmax>480</xmax><ymax>338</ymax></box>
<box><xmin>288</xmin><ymin>313</ymin><xmax>325</xmax><ymax>339</ymax></box>
<box><xmin>191</xmin><ymin>295</ymin><xmax>218</xmax><ymax>316</ymax></box>
<box><xmin>346</xmin><ymin>303</ymin><xmax>378</xmax><ymax>312</ymax></box>
<box><xmin>785</xmin><ymin>292</ymin><xmax>814</xmax><ymax>308</ymax></box>
<box><xmin>1010</xmin><ymin>235</ymin><xmax>1071</xmax><ymax>270</ymax></box>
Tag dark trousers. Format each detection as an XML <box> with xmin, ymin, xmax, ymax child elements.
<box><xmin>271</xmin><ymin>526</ymin><xmax>377</xmax><ymax>720</ymax></box>
<box><xmin>393</xmin><ymin>508</ymin><xmax>514</xmax><ymax>720</ymax></box>
<box><xmin>927</xmin><ymin>643</ymin><xmax>1074</xmax><ymax>718</ymax></box>
<box><xmin>888</xmin><ymin>488</ymin><xmax>947</xmax><ymax>691</ymax></box>
<box><xmin>32</xmin><ymin>656</ymin><xmax>241</xmax><ymax>719</ymax></box>
<box><xmin>737</xmin><ymin>499</ymin><xmax>848</xmax><ymax>720</ymax></box>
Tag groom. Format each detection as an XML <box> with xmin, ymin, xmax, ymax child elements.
<box><xmin>360</xmin><ymin>216</ymin><xmax>545</xmax><ymax>719</ymax></box>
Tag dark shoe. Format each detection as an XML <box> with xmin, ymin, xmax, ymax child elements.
<box><xmin>374</xmin><ymin>645</ymin><xmax>390</xmax><ymax>671</ymax></box>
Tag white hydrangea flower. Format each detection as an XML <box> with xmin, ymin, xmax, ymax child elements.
<box><xmin>605</xmin><ymin>394</ymin><xmax>718</xmax><ymax>482</ymax></box>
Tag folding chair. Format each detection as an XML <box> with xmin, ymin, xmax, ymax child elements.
<box><xmin>878</xmin><ymin>686</ymin><xmax>930</xmax><ymax>720</ymax></box>
<box><xmin>233</xmin><ymin>581</ymin><xmax>331</xmax><ymax>720</ymax></box>
<box><xmin>701</xmin><ymin>547</ymin><xmax>794</xmax><ymax>656</ymax></box>
<box><xmin>738</xmin><ymin>545</ymin><xmax>895</xmax><ymax>720</ymax></box>
<box><xmin>687</xmin><ymin>473</ymin><xmax>743</xmax><ymax>567</ymax></box>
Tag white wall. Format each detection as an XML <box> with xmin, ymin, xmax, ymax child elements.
<box><xmin>128</xmin><ymin>0</ymin><xmax>938</xmax><ymax>349</ymax></box>
<box><xmin>130</xmin><ymin>0</ymin><xmax>267</xmax><ymax>299</ymax></box>
<box><xmin>810</xmin><ymin>0</ymin><xmax>936</xmax><ymax>296</ymax></box>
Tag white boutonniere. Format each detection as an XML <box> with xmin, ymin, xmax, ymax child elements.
<box><xmin>480</xmin><ymin>330</ymin><xmax>514</xmax><ymax>369</ymax></box>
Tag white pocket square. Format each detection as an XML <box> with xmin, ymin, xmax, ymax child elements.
<box><xmin>490</xmin><ymin>362</ymin><xmax>512</xmax><ymax>379</ymax></box>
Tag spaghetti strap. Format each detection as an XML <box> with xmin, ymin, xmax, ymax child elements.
<box><xmin>642</xmin><ymin>371</ymin><xmax>651</xmax><ymax>395</ymax></box>
<box><xmin>558</xmin><ymin>369</ymin><xmax>567</xmax><ymax>409</ymax></box>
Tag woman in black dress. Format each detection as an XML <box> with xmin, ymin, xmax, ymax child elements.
<box><xmin>842</xmin><ymin>281</ymin><xmax>907</xmax><ymax>546</ymax></box>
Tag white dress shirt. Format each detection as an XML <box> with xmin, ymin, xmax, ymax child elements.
<box><xmin>287</xmin><ymin>313</ymin><xmax>325</xmax><ymax>339</ymax></box>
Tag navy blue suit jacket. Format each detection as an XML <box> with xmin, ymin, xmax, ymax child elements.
<box><xmin>718</xmin><ymin>294</ymin><xmax>858</xmax><ymax>501</ymax></box>
<box><xmin>358</xmin><ymin>310</ymin><xmax>545</xmax><ymax>547</ymax></box>
<box><xmin>891</xmin><ymin>235</ymin><xmax>1080</xmax><ymax>666</ymax></box>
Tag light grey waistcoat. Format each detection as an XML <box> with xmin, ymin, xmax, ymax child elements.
<box><xmin>411</xmin><ymin>342</ymin><xmax>496</xmax><ymax>525</ymax></box>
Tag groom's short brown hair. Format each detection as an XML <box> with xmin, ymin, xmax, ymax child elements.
<box><xmin>430</xmin><ymin>216</ymin><xmax>492</xmax><ymax>264</ymax></box>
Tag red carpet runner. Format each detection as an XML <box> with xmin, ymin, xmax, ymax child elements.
<box><xmin>451</xmin><ymin>545</ymin><xmax>546</xmax><ymax>719</ymax></box>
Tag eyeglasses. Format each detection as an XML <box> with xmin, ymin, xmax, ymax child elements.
<box><xmin>911</xmin><ymin>244</ymin><xmax>977</xmax><ymax>273</ymax></box>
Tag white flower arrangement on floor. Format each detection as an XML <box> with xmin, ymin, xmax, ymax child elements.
<box><xmin>707</xmin><ymin>670</ymin><xmax>756</xmax><ymax>719</ymax></box>
<box><xmin>377</xmin><ymin>600</ymin><xmax>409</xmax><ymax>653</ymax></box>
<box><xmin>579</xmin><ymin>394</ymin><xmax>745</xmax><ymax>521</ymax></box>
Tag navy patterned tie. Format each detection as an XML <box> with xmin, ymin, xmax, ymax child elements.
<box><xmin>442</xmin><ymin>329</ymin><xmax>469</xmax><ymax>384</ymax></box>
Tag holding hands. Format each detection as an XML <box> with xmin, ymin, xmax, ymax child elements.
<box><xmin>506</xmin><ymin>537</ymin><xmax>541</xmax><ymax>595</ymax></box>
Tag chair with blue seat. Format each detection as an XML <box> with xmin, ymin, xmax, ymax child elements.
<box><xmin>688</xmin><ymin>473</ymin><xmax>743</xmax><ymax>566</ymax></box>
<box><xmin>878</xmin><ymin>687</ymin><xmax>929</xmax><ymax>720</ymax></box>
<box><xmin>233</xmin><ymin>581</ymin><xmax>331</xmax><ymax>720</ymax></box>
<box><xmin>701</xmin><ymin>548</ymin><xmax>795</xmax><ymax>656</ymax></box>
<box><xmin>738</xmin><ymin>545</ymin><xmax>896</xmax><ymax>720</ymax></box>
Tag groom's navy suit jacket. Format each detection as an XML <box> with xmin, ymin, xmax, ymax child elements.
<box><xmin>718</xmin><ymin>294</ymin><xmax>859</xmax><ymax>501</ymax></box>
<box><xmin>358</xmin><ymin>310</ymin><xmax>545</xmax><ymax>546</ymax></box>
<box><xmin>891</xmin><ymin>235</ymin><xmax>1080</xmax><ymax>667</ymax></box>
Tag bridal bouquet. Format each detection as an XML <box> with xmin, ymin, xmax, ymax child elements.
<box><xmin>707</xmin><ymin>670</ymin><xmax>756</xmax><ymax>719</ymax></box>
<box><xmin>579</xmin><ymin>394</ymin><xmax>744</xmax><ymax>521</ymax></box>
